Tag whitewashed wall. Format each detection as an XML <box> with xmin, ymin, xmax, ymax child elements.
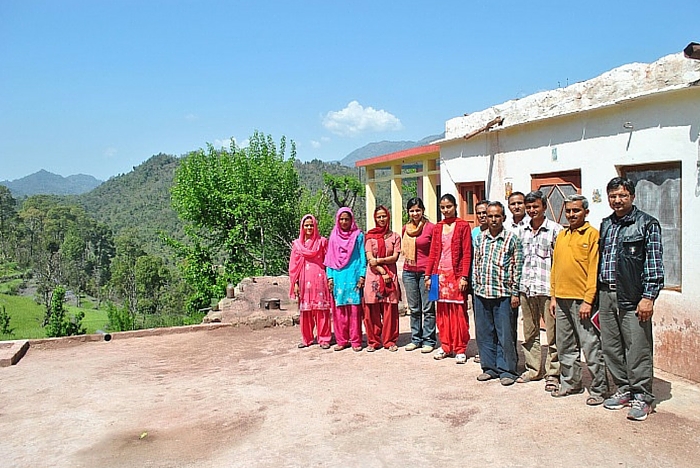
<box><xmin>439</xmin><ymin>86</ymin><xmax>700</xmax><ymax>381</ymax></box>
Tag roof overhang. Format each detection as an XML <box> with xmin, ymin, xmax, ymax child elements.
<box><xmin>354</xmin><ymin>144</ymin><xmax>440</xmax><ymax>168</ymax></box>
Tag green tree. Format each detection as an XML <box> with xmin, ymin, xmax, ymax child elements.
<box><xmin>16</xmin><ymin>197</ymin><xmax>113</xmax><ymax>315</ymax></box>
<box><xmin>323</xmin><ymin>173</ymin><xmax>365</xmax><ymax>211</ymax></box>
<box><xmin>0</xmin><ymin>186</ymin><xmax>19</xmax><ymax>261</ymax></box>
<box><xmin>298</xmin><ymin>188</ymin><xmax>334</xmax><ymax>237</ymax></box>
<box><xmin>45</xmin><ymin>286</ymin><xmax>85</xmax><ymax>337</ymax></box>
<box><xmin>85</xmin><ymin>223</ymin><xmax>115</xmax><ymax>308</ymax></box>
<box><xmin>106</xmin><ymin>302</ymin><xmax>133</xmax><ymax>332</ymax></box>
<box><xmin>109</xmin><ymin>230</ymin><xmax>181</xmax><ymax>327</ymax></box>
<box><xmin>134</xmin><ymin>255</ymin><xmax>170</xmax><ymax>315</ymax></box>
<box><xmin>170</xmin><ymin>132</ymin><xmax>301</xmax><ymax>309</ymax></box>
<box><xmin>110</xmin><ymin>231</ymin><xmax>145</xmax><ymax>327</ymax></box>
<box><xmin>17</xmin><ymin>198</ymin><xmax>64</xmax><ymax>320</ymax></box>
<box><xmin>165</xmin><ymin>234</ymin><xmax>219</xmax><ymax>313</ymax></box>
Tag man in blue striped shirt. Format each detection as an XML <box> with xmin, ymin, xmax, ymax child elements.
<box><xmin>599</xmin><ymin>177</ymin><xmax>664</xmax><ymax>422</ymax></box>
<box><xmin>472</xmin><ymin>201</ymin><xmax>523</xmax><ymax>386</ymax></box>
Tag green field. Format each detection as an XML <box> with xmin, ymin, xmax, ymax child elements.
<box><xmin>0</xmin><ymin>293</ymin><xmax>109</xmax><ymax>341</ymax></box>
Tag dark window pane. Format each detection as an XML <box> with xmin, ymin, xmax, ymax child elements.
<box><xmin>626</xmin><ymin>165</ymin><xmax>681</xmax><ymax>288</ymax></box>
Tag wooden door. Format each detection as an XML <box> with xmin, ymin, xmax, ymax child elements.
<box><xmin>457</xmin><ymin>182</ymin><xmax>486</xmax><ymax>226</ymax></box>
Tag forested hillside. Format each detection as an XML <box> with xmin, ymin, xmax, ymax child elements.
<box><xmin>75</xmin><ymin>154</ymin><xmax>184</xmax><ymax>258</ymax></box>
<box><xmin>0</xmin><ymin>135</ymin><xmax>426</xmax><ymax>339</ymax></box>
<box><xmin>294</xmin><ymin>159</ymin><xmax>358</xmax><ymax>192</ymax></box>
<box><xmin>73</xmin><ymin>154</ymin><xmax>361</xmax><ymax>257</ymax></box>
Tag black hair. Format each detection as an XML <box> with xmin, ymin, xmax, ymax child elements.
<box><xmin>406</xmin><ymin>197</ymin><xmax>425</xmax><ymax>212</ymax></box>
<box><xmin>606</xmin><ymin>177</ymin><xmax>636</xmax><ymax>196</ymax></box>
<box><xmin>440</xmin><ymin>193</ymin><xmax>457</xmax><ymax>206</ymax></box>
<box><xmin>507</xmin><ymin>191</ymin><xmax>525</xmax><ymax>201</ymax></box>
<box><xmin>524</xmin><ymin>190</ymin><xmax>548</xmax><ymax>209</ymax></box>
<box><xmin>475</xmin><ymin>199</ymin><xmax>490</xmax><ymax>210</ymax></box>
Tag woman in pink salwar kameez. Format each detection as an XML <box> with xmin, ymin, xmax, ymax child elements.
<box><xmin>289</xmin><ymin>214</ymin><xmax>332</xmax><ymax>349</ymax></box>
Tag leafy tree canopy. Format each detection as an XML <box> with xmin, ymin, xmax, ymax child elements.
<box><xmin>323</xmin><ymin>173</ymin><xmax>365</xmax><ymax>212</ymax></box>
<box><xmin>170</xmin><ymin>131</ymin><xmax>301</xmax><ymax>310</ymax></box>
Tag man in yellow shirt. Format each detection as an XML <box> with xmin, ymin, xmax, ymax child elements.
<box><xmin>549</xmin><ymin>194</ymin><xmax>609</xmax><ymax>405</ymax></box>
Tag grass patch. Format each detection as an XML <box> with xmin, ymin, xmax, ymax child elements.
<box><xmin>0</xmin><ymin>294</ymin><xmax>109</xmax><ymax>341</ymax></box>
<box><xmin>0</xmin><ymin>278</ymin><xmax>23</xmax><ymax>295</ymax></box>
<box><xmin>0</xmin><ymin>294</ymin><xmax>45</xmax><ymax>340</ymax></box>
<box><xmin>0</xmin><ymin>261</ymin><xmax>20</xmax><ymax>277</ymax></box>
<box><xmin>67</xmin><ymin>304</ymin><xmax>109</xmax><ymax>334</ymax></box>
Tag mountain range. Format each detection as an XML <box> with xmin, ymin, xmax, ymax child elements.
<box><xmin>2</xmin><ymin>133</ymin><xmax>443</xmax><ymax>197</ymax></box>
<box><xmin>339</xmin><ymin>133</ymin><xmax>443</xmax><ymax>166</ymax></box>
<box><xmin>1</xmin><ymin>169</ymin><xmax>103</xmax><ymax>197</ymax></box>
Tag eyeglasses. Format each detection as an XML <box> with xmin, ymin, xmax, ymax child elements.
<box><xmin>476</xmin><ymin>211</ymin><xmax>487</xmax><ymax>215</ymax></box>
<box><xmin>608</xmin><ymin>193</ymin><xmax>631</xmax><ymax>200</ymax></box>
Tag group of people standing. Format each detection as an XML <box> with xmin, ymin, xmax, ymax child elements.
<box><xmin>288</xmin><ymin>195</ymin><xmax>472</xmax><ymax>359</ymax></box>
<box><xmin>288</xmin><ymin>176</ymin><xmax>663</xmax><ymax>423</ymax></box>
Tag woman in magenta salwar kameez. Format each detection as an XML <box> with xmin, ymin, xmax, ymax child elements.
<box><xmin>325</xmin><ymin>207</ymin><xmax>366</xmax><ymax>352</ymax></box>
<box><xmin>289</xmin><ymin>214</ymin><xmax>332</xmax><ymax>349</ymax></box>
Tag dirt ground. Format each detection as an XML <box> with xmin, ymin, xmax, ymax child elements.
<box><xmin>1</xmin><ymin>316</ymin><xmax>700</xmax><ymax>468</ymax></box>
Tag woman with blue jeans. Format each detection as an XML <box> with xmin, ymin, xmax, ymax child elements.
<box><xmin>401</xmin><ymin>197</ymin><xmax>436</xmax><ymax>353</ymax></box>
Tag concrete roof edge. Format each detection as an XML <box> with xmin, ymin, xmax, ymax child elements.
<box><xmin>441</xmin><ymin>52</ymin><xmax>700</xmax><ymax>143</ymax></box>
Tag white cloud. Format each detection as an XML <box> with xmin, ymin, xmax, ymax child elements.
<box><xmin>322</xmin><ymin>101</ymin><xmax>403</xmax><ymax>136</ymax></box>
<box><xmin>213</xmin><ymin>137</ymin><xmax>249</xmax><ymax>149</ymax></box>
<box><xmin>104</xmin><ymin>147</ymin><xmax>117</xmax><ymax>158</ymax></box>
<box><xmin>184</xmin><ymin>113</ymin><xmax>199</xmax><ymax>121</ymax></box>
<box><xmin>310</xmin><ymin>140</ymin><xmax>321</xmax><ymax>149</ymax></box>
<box><xmin>213</xmin><ymin>138</ymin><xmax>235</xmax><ymax>148</ymax></box>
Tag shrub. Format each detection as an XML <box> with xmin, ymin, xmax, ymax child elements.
<box><xmin>45</xmin><ymin>286</ymin><xmax>86</xmax><ymax>337</ymax></box>
<box><xmin>106</xmin><ymin>302</ymin><xmax>134</xmax><ymax>332</ymax></box>
<box><xmin>0</xmin><ymin>305</ymin><xmax>13</xmax><ymax>336</ymax></box>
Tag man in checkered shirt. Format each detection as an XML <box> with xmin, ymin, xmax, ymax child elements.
<box><xmin>517</xmin><ymin>190</ymin><xmax>563</xmax><ymax>393</ymax></box>
<box><xmin>599</xmin><ymin>176</ymin><xmax>664</xmax><ymax>422</ymax></box>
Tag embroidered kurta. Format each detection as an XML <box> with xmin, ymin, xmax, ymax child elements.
<box><xmin>436</xmin><ymin>229</ymin><xmax>463</xmax><ymax>303</ymax></box>
<box><xmin>293</xmin><ymin>237</ymin><xmax>332</xmax><ymax>311</ymax></box>
<box><xmin>364</xmin><ymin>232</ymin><xmax>401</xmax><ymax>304</ymax></box>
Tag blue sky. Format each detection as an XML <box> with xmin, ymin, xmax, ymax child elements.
<box><xmin>0</xmin><ymin>0</ymin><xmax>697</xmax><ymax>181</ymax></box>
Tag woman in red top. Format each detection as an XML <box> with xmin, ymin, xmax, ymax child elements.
<box><xmin>363</xmin><ymin>206</ymin><xmax>402</xmax><ymax>352</ymax></box>
<box><xmin>401</xmin><ymin>197</ymin><xmax>436</xmax><ymax>353</ymax></box>
<box><xmin>425</xmin><ymin>194</ymin><xmax>472</xmax><ymax>363</ymax></box>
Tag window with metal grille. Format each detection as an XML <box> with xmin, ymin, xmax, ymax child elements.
<box><xmin>537</xmin><ymin>183</ymin><xmax>578</xmax><ymax>224</ymax></box>
<box><xmin>622</xmin><ymin>163</ymin><xmax>681</xmax><ymax>290</ymax></box>
<box><xmin>531</xmin><ymin>170</ymin><xmax>582</xmax><ymax>225</ymax></box>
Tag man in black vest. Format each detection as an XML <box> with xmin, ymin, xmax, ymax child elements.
<box><xmin>598</xmin><ymin>177</ymin><xmax>664</xmax><ymax>421</ymax></box>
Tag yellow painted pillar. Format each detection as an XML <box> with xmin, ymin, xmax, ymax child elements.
<box><xmin>391</xmin><ymin>164</ymin><xmax>403</xmax><ymax>233</ymax></box>
<box><xmin>365</xmin><ymin>167</ymin><xmax>376</xmax><ymax>230</ymax></box>
<box><xmin>423</xmin><ymin>158</ymin><xmax>438</xmax><ymax>222</ymax></box>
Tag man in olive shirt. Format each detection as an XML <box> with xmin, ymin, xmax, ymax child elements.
<box><xmin>549</xmin><ymin>195</ymin><xmax>608</xmax><ymax>404</ymax></box>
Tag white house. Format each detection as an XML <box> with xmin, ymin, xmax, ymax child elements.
<box><xmin>435</xmin><ymin>52</ymin><xmax>700</xmax><ymax>382</ymax></box>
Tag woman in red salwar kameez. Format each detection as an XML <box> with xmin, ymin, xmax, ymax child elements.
<box><xmin>425</xmin><ymin>194</ymin><xmax>473</xmax><ymax>364</ymax></box>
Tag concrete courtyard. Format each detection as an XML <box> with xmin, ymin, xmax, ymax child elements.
<box><xmin>1</xmin><ymin>316</ymin><xmax>699</xmax><ymax>467</ymax></box>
